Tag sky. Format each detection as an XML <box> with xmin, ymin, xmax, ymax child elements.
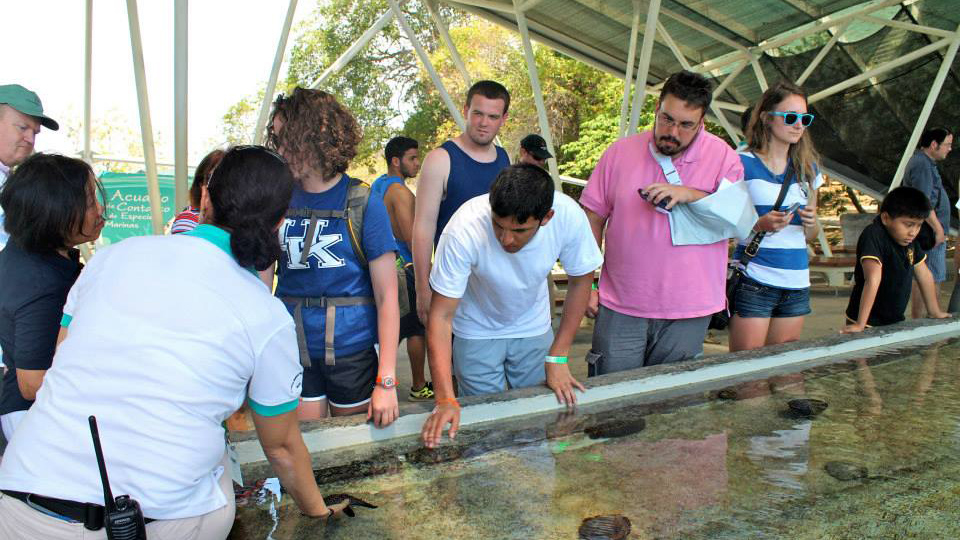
<box><xmin>5</xmin><ymin>0</ymin><xmax>316</xmax><ymax>167</ymax></box>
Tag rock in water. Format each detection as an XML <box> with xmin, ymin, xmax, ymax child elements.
<box><xmin>323</xmin><ymin>493</ymin><xmax>378</xmax><ymax>517</ymax></box>
<box><xmin>584</xmin><ymin>417</ymin><xmax>646</xmax><ymax>439</ymax></box>
<box><xmin>578</xmin><ymin>515</ymin><xmax>631</xmax><ymax>540</ymax></box>
<box><xmin>787</xmin><ymin>398</ymin><xmax>828</xmax><ymax>417</ymax></box>
<box><xmin>824</xmin><ymin>461</ymin><xmax>867</xmax><ymax>481</ymax></box>
<box><xmin>717</xmin><ymin>388</ymin><xmax>738</xmax><ymax>400</ymax></box>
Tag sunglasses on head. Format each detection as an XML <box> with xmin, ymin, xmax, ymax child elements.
<box><xmin>208</xmin><ymin>145</ymin><xmax>286</xmax><ymax>189</ymax></box>
<box><xmin>769</xmin><ymin>111</ymin><xmax>815</xmax><ymax>127</ymax></box>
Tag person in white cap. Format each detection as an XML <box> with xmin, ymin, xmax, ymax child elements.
<box><xmin>0</xmin><ymin>84</ymin><xmax>59</xmax><ymax>252</ymax></box>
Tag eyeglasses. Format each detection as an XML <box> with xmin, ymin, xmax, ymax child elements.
<box><xmin>769</xmin><ymin>111</ymin><xmax>815</xmax><ymax>127</ymax></box>
<box><xmin>657</xmin><ymin>111</ymin><xmax>700</xmax><ymax>132</ymax></box>
<box><xmin>264</xmin><ymin>93</ymin><xmax>288</xmax><ymax>145</ymax></box>
<box><xmin>231</xmin><ymin>144</ymin><xmax>286</xmax><ymax>163</ymax></box>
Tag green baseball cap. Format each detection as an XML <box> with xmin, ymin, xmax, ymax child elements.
<box><xmin>0</xmin><ymin>84</ymin><xmax>59</xmax><ymax>131</ymax></box>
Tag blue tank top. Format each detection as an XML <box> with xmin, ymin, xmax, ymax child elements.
<box><xmin>276</xmin><ymin>175</ymin><xmax>395</xmax><ymax>358</ymax></box>
<box><xmin>370</xmin><ymin>174</ymin><xmax>414</xmax><ymax>264</ymax></box>
<box><xmin>434</xmin><ymin>140</ymin><xmax>510</xmax><ymax>246</ymax></box>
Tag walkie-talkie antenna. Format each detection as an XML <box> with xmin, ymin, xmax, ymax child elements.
<box><xmin>88</xmin><ymin>415</ymin><xmax>117</xmax><ymax>513</ymax></box>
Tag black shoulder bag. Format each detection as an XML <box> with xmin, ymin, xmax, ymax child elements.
<box><xmin>709</xmin><ymin>167</ymin><xmax>796</xmax><ymax>330</ymax></box>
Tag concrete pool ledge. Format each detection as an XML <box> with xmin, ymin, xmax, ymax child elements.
<box><xmin>230</xmin><ymin>317</ymin><xmax>960</xmax><ymax>468</ymax></box>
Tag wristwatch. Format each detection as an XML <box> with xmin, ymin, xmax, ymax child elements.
<box><xmin>375</xmin><ymin>375</ymin><xmax>397</xmax><ymax>390</ymax></box>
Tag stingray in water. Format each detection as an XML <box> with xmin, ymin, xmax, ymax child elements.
<box><xmin>323</xmin><ymin>493</ymin><xmax>378</xmax><ymax>517</ymax></box>
<box><xmin>578</xmin><ymin>514</ymin><xmax>631</xmax><ymax>540</ymax></box>
<box><xmin>786</xmin><ymin>398</ymin><xmax>828</xmax><ymax>418</ymax></box>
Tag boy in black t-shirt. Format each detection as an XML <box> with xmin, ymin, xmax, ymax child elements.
<box><xmin>843</xmin><ymin>187</ymin><xmax>950</xmax><ymax>333</ymax></box>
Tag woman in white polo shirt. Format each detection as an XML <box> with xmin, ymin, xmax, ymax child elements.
<box><xmin>0</xmin><ymin>146</ymin><xmax>349</xmax><ymax>539</ymax></box>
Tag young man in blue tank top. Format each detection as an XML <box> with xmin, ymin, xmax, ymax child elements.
<box><xmin>371</xmin><ymin>136</ymin><xmax>434</xmax><ymax>402</ymax></box>
<box><xmin>412</xmin><ymin>81</ymin><xmax>511</xmax><ymax>325</ymax></box>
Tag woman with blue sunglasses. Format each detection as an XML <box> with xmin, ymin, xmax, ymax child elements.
<box><xmin>729</xmin><ymin>81</ymin><xmax>823</xmax><ymax>352</ymax></box>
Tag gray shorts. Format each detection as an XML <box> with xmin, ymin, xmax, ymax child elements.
<box><xmin>586</xmin><ymin>305</ymin><xmax>710</xmax><ymax>376</ymax></box>
<box><xmin>452</xmin><ymin>330</ymin><xmax>552</xmax><ymax>396</ymax></box>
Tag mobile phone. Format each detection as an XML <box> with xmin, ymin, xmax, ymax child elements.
<box><xmin>638</xmin><ymin>188</ymin><xmax>672</xmax><ymax>212</ymax></box>
<box><xmin>784</xmin><ymin>202</ymin><xmax>802</xmax><ymax>215</ymax></box>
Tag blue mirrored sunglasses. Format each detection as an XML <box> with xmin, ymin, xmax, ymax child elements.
<box><xmin>769</xmin><ymin>111</ymin><xmax>814</xmax><ymax>127</ymax></box>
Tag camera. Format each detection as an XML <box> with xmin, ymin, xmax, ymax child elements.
<box><xmin>637</xmin><ymin>188</ymin><xmax>672</xmax><ymax>212</ymax></box>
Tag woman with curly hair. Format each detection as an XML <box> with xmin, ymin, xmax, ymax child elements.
<box><xmin>266</xmin><ymin>87</ymin><xmax>400</xmax><ymax>426</ymax></box>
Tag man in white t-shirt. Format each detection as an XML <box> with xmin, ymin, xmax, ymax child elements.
<box><xmin>421</xmin><ymin>164</ymin><xmax>603</xmax><ymax>447</ymax></box>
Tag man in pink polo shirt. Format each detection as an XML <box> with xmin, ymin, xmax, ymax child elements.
<box><xmin>581</xmin><ymin>70</ymin><xmax>745</xmax><ymax>374</ymax></box>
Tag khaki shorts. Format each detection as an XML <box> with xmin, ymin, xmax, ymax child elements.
<box><xmin>0</xmin><ymin>452</ymin><xmax>236</xmax><ymax>540</ymax></box>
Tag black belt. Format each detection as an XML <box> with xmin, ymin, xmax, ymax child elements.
<box><xmin>1</xmin><ymin>489</ymin><xmax>154</xmax><ymax>530</ymax></box>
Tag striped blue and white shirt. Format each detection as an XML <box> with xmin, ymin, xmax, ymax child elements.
<box><xmin>734</xmin><ymin>151</ymin><xmax>823</xmax><ymax>290</ymax></box>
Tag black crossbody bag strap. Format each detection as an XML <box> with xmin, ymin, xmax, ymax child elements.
<box><xmin>739</xmin><ymin>166</ymin><xmax>796</xmax><ymax>267</ymax></box>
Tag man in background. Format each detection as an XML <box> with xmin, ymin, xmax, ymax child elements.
<box><xmin>902</xmin><ymin>126</ymin><xmax>953</xmax><ymax>317</ymax></box>
<box><xmin>0</xmin><ymin>84</ymin><xmax>59</xmax><ymax>252</ymax></box>
<box><xmin>412</xmin><ymin>81</ymin><xmax>511</xmax><ymax>325</ymax></box>
<box><xmin>371</xmin><ymin>136</ymin><xmax>433</xmax><ymax>401</ymax></box>
<box><xmin>518</xmin><ymin>133</ymin><xmax>551</xmax><ymax>169</ymax></box>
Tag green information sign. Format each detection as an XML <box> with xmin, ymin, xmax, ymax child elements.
<box><xmin>98</xmin><ymin>172</ymin><xmax>186</xmax><ymax>246</ymax></box>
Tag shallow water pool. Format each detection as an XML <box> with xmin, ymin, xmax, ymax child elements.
<box><xmin>230</xmin><ymin>339</ymin><xmax>960</xmax><ymax>539</ymax></box>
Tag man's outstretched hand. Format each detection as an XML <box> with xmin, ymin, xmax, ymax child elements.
<box><xmin>421</xmin><ymin>402</ymin><xmax>460</xmax><ymax>449</ymax></box>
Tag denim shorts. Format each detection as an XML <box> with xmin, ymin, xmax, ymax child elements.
<box><xmin>926</xmin><ymin>242</ymin><xmax>946</xmax><ymax>282</ymax></box>
<box><xmin>732</xmin><ymin>275</ymin><xmax>811</xmax><ymax>318</ymax></box>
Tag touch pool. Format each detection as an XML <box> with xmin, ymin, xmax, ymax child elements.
<box><xmin>229</xmin><ymin>327</ymin><xmax>960</xmax><ymax>539</ymax></box>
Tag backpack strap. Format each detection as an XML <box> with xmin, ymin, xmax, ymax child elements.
<box><xmin>741</xmin><ymin>166</ymin><xmax>795</xmax><ymax>262</ymax></box>
<box><xmin>345</xmin><ymin>178</ymin><xmax>370</xmax><ymax>268</ymax></box>
<box><xmin>281</xmin><ymin>295</ymin><xmax>376</xmax><ymax>367</ymax></box>
<box><xmin>280</xmin><ymin>178</ymin><xmax>377</xmax><ymax>367</ymax></box>
<box><xmin>286</xmin><ymin>208</ymin><xmax>348</xmax><ymax>266</ymax></box>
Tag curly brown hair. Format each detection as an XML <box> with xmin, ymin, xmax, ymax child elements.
<box><xmin>265</xmin><ymin>87</ymin><xmax>361</xmax><ymax>181</ymax></box>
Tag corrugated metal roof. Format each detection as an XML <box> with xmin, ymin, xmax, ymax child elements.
<box><xmin>446</xmin><ymin>0</ymin><xmax>960</xmax><ymax>191</ymax></box>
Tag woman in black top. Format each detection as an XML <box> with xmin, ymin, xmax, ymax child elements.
<box><xmin>0</xmin><ymin>154</ymin><xmax>104</xmax><ymax>440</ymax></box>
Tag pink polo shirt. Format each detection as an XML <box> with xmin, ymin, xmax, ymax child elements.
<box><xmin>580</xmin><ymin>129</ymin><xmax>744</xmax><ymax>319</ymax></box>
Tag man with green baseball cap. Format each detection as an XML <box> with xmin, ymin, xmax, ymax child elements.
<box><xmin>0</xmin><ymin>84</ymin><xmax>59</xmax><ymax>250</ymax></box>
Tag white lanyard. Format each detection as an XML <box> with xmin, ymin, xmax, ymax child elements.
<box><xmin>649</xmin><ymin>142</ymin><xmax>684</xmax><ymax>186</ymax></box>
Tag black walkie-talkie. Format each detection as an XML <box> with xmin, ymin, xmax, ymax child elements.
<box><xmin>89</xmin><ymin>416</ymin><xmax>147</xmax><ymax>540</ymax></box>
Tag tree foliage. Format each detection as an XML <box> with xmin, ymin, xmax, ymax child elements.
<box><xmin>64</xmin><ymin>106</ymin><xmax>168</xmax><ymax>174</ymax></box>
<box><xmin>284</xmin><ymin>0</ymin><xmax>455</xmax><ymax>170</ymax></box>
<box><xmin>403</xmin><ymin>18</ymin><xmax>628</xmax><ymax>173</ymax></box>
<box><xmin>220</xmin><ymin>0</ymin><xmax>729</xmax><ymax>181</ymax></box>
<box><xmin>221</xmin><ymin>91</ymin><xmax>261</xmax><ymax>146</ymax></box>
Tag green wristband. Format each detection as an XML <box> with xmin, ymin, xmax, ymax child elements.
<box><xmin>545</xmin><ymin>356</ymin><xmax>568</xmax><ymax>364</ymax></box>
<box><xmin>591</xmin><ymin>283</ymin><xmax>598</xmax><ymax>290</ymax></box>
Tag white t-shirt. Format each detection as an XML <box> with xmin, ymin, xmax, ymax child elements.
<box><xmin>430</xmin><ymin>193</ymin><xmax>603</xmax><ymax>339</ymax></box>
<box><xmin>0</xmin><ymin>227</ymin><xmax>303</xmax><ymax>520</ymax></box>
